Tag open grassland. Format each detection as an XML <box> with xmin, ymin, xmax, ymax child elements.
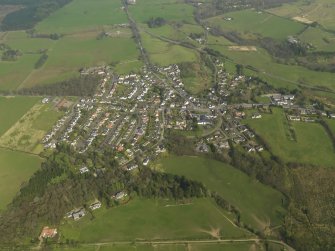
<box><xmin>157</xmin><ymin>156</ymin><xmax>286</xmax><ymax>232</ymax></box>
<box><xmin>36</xmin><ymin>0</ymin><xmax>127</xmax><ymax>34</ymax></box>
<box><xmin>244</xmin><ymin>108</ymin><xmax>335</xmax><ymax>167</ymax></box>
<box><xmin>54</xmin><ymin>242</ymin><xmax>265</xmax><ymax>251</ymax></box>
<box><xmin>129</xmin><ymin>0</ymin><xmax>195</xmax><ymax>24</ymax></box>
<box><xmin>208</xmin><ymin>43</ymin><xmax>335</xmax><ymax>90</ymax></box>
<box><xmin>0</xmin><ymin>54</ymin><xmax>40</xmax><ymax>91</ymax></box>
<box><xmin>60</xmin><ymin>198</ymin><xmax>249</xmax><ymax>243</ymax></box>
<box><xmin>0</xmin><ymin>102</ymin><xmax>63</xmax><ymax>154</ymax></box>
<box><xmin>21</xmin><ymin>32</ymin><xmax>139</xmax><ymax>88</ymax></box>
<box><xmin>0</xmin><ymin>96</ymin><xmax>39</xmax><ymax>136</ymax></box>
<box><xmin>298</xmin><ymin>27</ymin><xmax>335</xmax><ymax>52</ymax></box>
<box><xmin>0</xmin><ymin>149</ymin><xmax>41</xmax><ymax>211</ymax></box>
<box><xmin>141</xmin><ymin>32</ymin><xmax>198</xmax><ymax>66</ymax></box>
<box><xmin>268</xmin><ymin>0</ymin><xmax>335</xmax><ymax>31</ymax></box>
<box><xmin>206</xmin><ymin>9</ymin><xmax>305</xmax><ymax>41</ymax></box>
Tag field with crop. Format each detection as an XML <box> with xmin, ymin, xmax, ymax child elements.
<box><xmin>0</xmin><ymin>102</ymin><xmax>63</xmax><ymax>154</ymax></box>
<box><xmin>268</xmin><ymin>0</ymin><xmax>335</xmax><ymax>31</ymax></box>
<box><xmin>157</xmin><ymin>155</ymin><xmax>286</xmax><ymax>232</ymax></box>
<box><xmin>206</xmin><ymin>9</ymin><xmax>305</xmax><ymax>41</ymax></box>
<box><xmin>60</xmin><ymin>198</ymin><xmax>250</xmax><ymax>243</ymax></box>
<box><xmin>0</xmin><ymin>149</ymin><xmax>42</xmax><ymax>211</ymax></box>
<box><xmin>244</xmin><ymin>108</ymin><xmax>335</xmax><ymax>167</ymax></box>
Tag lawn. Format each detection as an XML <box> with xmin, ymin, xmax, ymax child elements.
<box><xmin>36</xmin><ymin>0</ymin><xmax>128</xmax><ymax>34</ymax></box>
<box><xmin>60</xmin><ymin>198</ymin><xmax>249</xmax><ymax>242</ymax></box>
<box><xmin>0</xmin><ymin>96</ymin><xmax>39</xmax><ymax>136</ymax></box>
<box><xmin>129</xmin><ymin>0</ymin><xmax>195</xmax><ymax>25</ymax></box>
<box><xmin>0</xmin><ymin>149</ymin><xmax>42</xmax><ymax>211</ymax></box>
<box><xmin>207</xmin><ymin>9</ymin><xmax>305</xmax><ymax>41</ymax></box>
<box><xmin>157</xmin><ymin>155</ymin><xmax>286</xmax><ymax>232</ymax></box>
<box><xmin>244</xmin><ymin>108</ymin><xmax>335</xmax><ymax>167</ymax></box>
<box><xmin>0</xmin><ymin>102</ymin><xmax>63</xmax><ymax>154</ymax></box>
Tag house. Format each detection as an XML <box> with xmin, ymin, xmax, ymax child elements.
<box><xmin>115</xmin><ymin>191</ymin><xmax>127</xmax><ymax>200</ymax></box>
<box><xmin>143</xmin><ymin>158</ymin><xmax>150</xmax><ymax>166</ymax></box>
<box><xmin>39</xmin><ymin>226</ymin><xmax>57</xmax><ymax>239</ymax></box>
<box><xmin>89</xmin><ymin>201</ymin><xmax>102</xmax><ymax>210</ymax></box>
<box><xmin>72</xmin><ymin>208</ymin><xmax>86</xmax><ymax>220</ymax></box>
<box><xmin>251</xmin><ymin>113</ymin><xmax>262</xmax><ymax>119</ymax></box>
<box><xmin>79</xmin><ymin>166</ymin><xmax>89</xmax><ymax>174</ymax></box>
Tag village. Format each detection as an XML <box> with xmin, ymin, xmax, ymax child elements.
<box><xmin>42</xmin><ymin>60</ymin><xmax>334</xmax><ymax>181</ymax></box>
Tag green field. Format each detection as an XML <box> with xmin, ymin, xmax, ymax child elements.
<box><xmin>60</xmin><ymin>198</ymin><xmax>249</xmax><ymax>243</ymax></box>
<box><xmin>298</xmin><ymin>27</ymin><xmax>335</xmax><ymax>52</ymax></box>
<box><xmin>268</xmin><ymin>0</ymin><xmax>335</xmax><ymax>31</ymax></box>
<box><xmin>0</xmin><ymin>149</ymin><xmax>42</xmax><ymax>211</ymax></box>
<box><xmin>129</xmin><ymin>0</ymin><xmax>195</xmax><ymax>25</ymax></box>
<box><xmin>53</xmin><ymin>242</ymin><xmax>265</xmax><ymax>251</ymax></box>
<box><xmin>22</xmin><ymin>33</ymin><xmax>139</xmax><ymax>87</ymax></box>
<box><xmin>207</xmin><ymin>9</ymin><xmax>305</xmax><ymax>41</ymax></box>
<box><xmin>141</xmin><ymin>32</ymin><xmax>198</xmax><ymax>66</ymax></box>
<box><xmin>0</xmin><ymin>102</ymin><xmax>63</xmax><ymax>154</ymax></box>
<box><xmin>244</xmin><ymin>108</ymin><xmax>335</xmax><ymax>167</ymax></box>
<box><xmin>157</xmin><ymin>156</ymin><xmax>286</xmax><ymax>232</ymax></box>
<box><xmin>36</xmin><ymin>0</ymin><xmax>128</xmax><ymax>34</ymax></box>
<box><xmin>0</xmin><ymin>96</ymin><xmax>39</xmax><ymax>136</ymax></box>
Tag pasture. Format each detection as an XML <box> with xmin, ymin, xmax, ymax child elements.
<box><xmin>141</xmin><ymin>32</ymin><xmax>198</xmax><ymax>66</ymax></box>
<box><xmin>0</xmin><ymin>96</ymin><xmax>39</xmax><ymax>136</ymax></box>
<box><xmin>298</xmin><ymin>27</ymin><xmax>335</xmax><ymax>52</ymax></box>
<box><xmin>206</xmin><ymin>9</ymin><xmax>305</xmax><ymax>40</ymax></box>
<box><xmin>129</xmin><ymin>0</ymin><xmax>195</xmax><ymax>25</ymax></box>
<box><xmin>157</xmin><ymin>155</ymin><xmax>286</xmax><ymax>232</ymax></box>
<box><xmin>0</xmin><ymin>102</ymin><xmax>63</xmax><ymax>154</ymax></box>
<box><xmin>21</xmin><ymin>32</ymin><xmax>140</xmax><ymax>88</ymax></box>
<box><xmin>60</xmin><ymin>198</ymin><xmax>249</xmax><ymax>242</ymax></box>
<box><xmin>36</xmin><ymin>0</ymin><xmax>128</xmax><ymax>34</ymax></box>
<box><xmin>244</xmin><ymin>108</ymin><xmax>335</xmax><ymax>167</ymax></box>
<box><xmin>268</xmin><ymin>0</ymin><xmax>335</xmax><ymax>31</ymax></box>
<box><xmin>53</xmin><ymin>242</ymin><xmax>265</xmax><ymax>251</ymax></box>
<box><xmin>0</xmin><ymin>149</ymin><xmax>41</xmax><ymax>211</ymax></box>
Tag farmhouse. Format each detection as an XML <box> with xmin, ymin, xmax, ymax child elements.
<box><xmin>39</xmin><ymin>226</ymin><xmax>57</xmax><ymax>239</ymax></box>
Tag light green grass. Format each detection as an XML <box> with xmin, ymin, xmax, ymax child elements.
<box><xmin>60</xmin><ymin>198</ymin><xmax>249</xmax><ymax>242</ymax></box>
<box><xmin>129</xmin><ymin>0</ymin><xmax>195</xmax><ymax>24</ymax></box>
<box><xmin>207</xmin><ymin>9</ymin><xmax>305</xmax><ymax>40</ymax></box>
<box><xmin>141</xmin><ymin>32</ymin><xmax>198</xmax><ymax>66</ymax></box>
<box><xmin>54</xmin><ymin>242</ymin><xmax>263</xmax><ymax>251</ymax></box>
<box><xmin>298</xmin><ymin>27</ymin><xmax>335</xmax><ymax>52</ymax></box>
<box><xmin>0</xmin><ymin>149</ymin><xmax>41</xmax><ymax>211</ymax></box>
<box><xmin>0</xmin><ymin>96</ymin><xmax>39</xmax><ymax>136</ymax></box>
<box><xmin>268</xmin><ymin>0</ymin><xmax>335</xmax><ymax>31</ymax></box>
<box><xmin>36</xmin><ymin>0</ymin><xmax>128</xmax><ymax>34</ymax></box>
<box><xmin>157</xmin><ymin>155</ymin><xmax>286</xmax><ymax>231</ymax></box>
<box><xmin>22</xmin><ymin>34</ymin><xmax>139</xmax><ymax>87</ymax></box>
<box><xmin>244</xmin><ymin>108</ymin><xmax>335</xmax><ymax>167</ymax></box>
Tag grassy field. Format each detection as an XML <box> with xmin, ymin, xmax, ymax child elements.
<box><xmin>206</xmin><ymin>9</ymin><xmax>305</xmax><ymax>41</ymax></box>
<box><xmin>141</xmin><ymin>32</ymin><xmax>198</xmax><ymax>66</ymax></box>
<box><xmin>208</xmin><ymin>43</ymin><xmax>335</xmax><ymax>90</ymax></box>
<box><xmin>244</xmin><ymin>108</ymin><xmax>335</xmax><ymax>167</ymax></box>
<box><xmin>298</xmin><ymin>27</ymin><xmax>335</xmax><ymax>52</ymax></box>
<box><xmin>53</xmin><ymin>242</ymin><xmax>265</xmax><ymax>251</ymax></box>
<box><xmin>156</xmin><ymin>155</ymin><xmax>286</xmax><ymax>232</ymax></box>
<box><xmin>20</xmin><ymin>31</ymin><xmax>140</xmax><ymax>88</ymax></box>
<box><xmin>0</xmin><ymin>149</ymin><xmax>42</xmax><ymax>211</ymax></box>
<box><xmin>0</xmin><ymin>102</ymin><xmax>63</xmax><ymax>154</ymax></box>
<box><xmin>0</xmin><ymin>96</ymin><xmax>39</xmax><ymax>136</ymax></box>
<box><xmin>36</xmin><ymin>0</ymin><xmax>128</xmax><ymax>34</ymax></box>
<box><xmin>129</xmin><ymin>0</ymin><xmax>195</xmax><ymax>25</ymax></box>
<box><xmin>60</xmin><ymin>198</ymin><xmax>249</xmax><ymax>243</ymax></box>
<box><xmin>268</xmin><ymin>0</ymin><xmax>335</xmax><ymax>31</ymax></box>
